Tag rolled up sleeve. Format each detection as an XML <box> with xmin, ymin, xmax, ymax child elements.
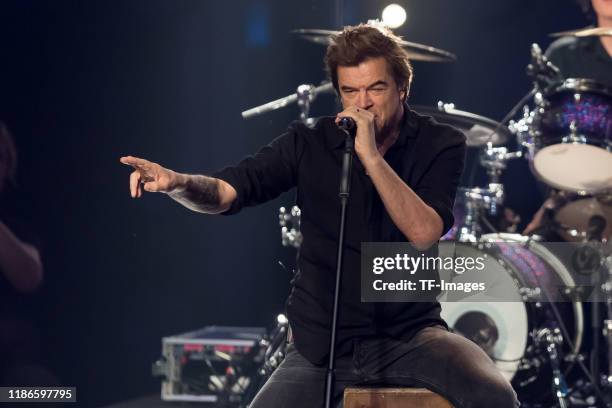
<box><xmin>212</xmin><ymin>123</ymin><xmax>302</xmax><ymax>215</ymax></box>
<box><xmin>414</xmin><ymin>129</ymin><xmax>466</xmax><ymax>236</ymax></box>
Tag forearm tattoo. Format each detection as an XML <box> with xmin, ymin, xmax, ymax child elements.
<box><xmin>169</xmin><ymin>175</ymin><xmax>222</xmax><ymax>213</ymax></box>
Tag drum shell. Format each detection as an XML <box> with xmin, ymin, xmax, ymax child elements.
<box><xmin>525</xmin><ymin>79</ymin><xmax>612</xmax><ymax>194</ymax></box>
<box><xmin>440</xmin><ymin>234</ymin><xmax>584</xmax><ymax>404</ymax></box>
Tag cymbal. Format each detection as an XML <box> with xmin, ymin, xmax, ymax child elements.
<box><xmin>412</xmin><ymin>104</ymin><xmax>511</xmax><ymax>146</ymax></box>
<box><xmin>292</xmin><ymin>29</ymin><xmax>457</xmax><ymax>62</ymax></box>
<box><xmin>550</xmin><ymin>26</ymin><xmax>612</xmax><ymax>37</ymax></box>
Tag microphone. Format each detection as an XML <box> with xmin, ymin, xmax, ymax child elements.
<box><xmin>338</xmin><ymin>117</ymin><xmax>357</xmax><ymax>137</ymax></box>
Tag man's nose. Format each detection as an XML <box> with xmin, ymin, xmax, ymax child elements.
<box><xmin>357</xmin><ymin>90</ymin><xmax>373</xmax><ymax>109</ymax></box>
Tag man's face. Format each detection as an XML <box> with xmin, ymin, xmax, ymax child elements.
<box><xmin>592</xmin><ymin>0</ymin><xmax>612</xmax><ymax>20</ymax></box>
<box><xmin>337</xmin><ymin>57</ymin><xmax>406</xmax><ymax>137</ymax></box>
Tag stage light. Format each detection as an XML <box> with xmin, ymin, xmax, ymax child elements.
<box><xmin>382</xmin><ymin>4</ymin><xmax>407</xmax><ymax>29</ymax></box>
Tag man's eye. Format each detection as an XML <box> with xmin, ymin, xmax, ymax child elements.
<box><xmin>370</xmin><ymin>88</ymin><xmax>386</xmax><ymax>92</ymax></box>
<box><xmin>344</xmin><ymin>90</ymin><xmax>356</xmax><ymax>94</ymax></box>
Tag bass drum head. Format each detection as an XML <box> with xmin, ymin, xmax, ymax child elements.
<box><xmin>440</xmin><ymin>233</ymin><xmax>583</xmax><ymax>404</ymax></box>
<box><xmin>533</xmin><ymin>144</ymin><xmax>612</xmax><ymax>193</ymax></box>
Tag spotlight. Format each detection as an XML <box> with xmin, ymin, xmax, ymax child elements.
<box><xmin>382</xmin><ymin>4</ymin><xmax>407</xmax><ymax>29</ymax></box>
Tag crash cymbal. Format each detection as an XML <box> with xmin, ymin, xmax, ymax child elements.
<box><xmin>292</xmin><ymin>29</ymin><xmax>457</xmax><ymax>62</ymax></box>
<box><xmin>550</xmin><ymin>26</ymin><xmax>612</xmax><ymax>37</ymax></box>
<box><xmin>412</xmin><ymin>104</ymin><xmax>511</xmax><ymax>146</ymax></box>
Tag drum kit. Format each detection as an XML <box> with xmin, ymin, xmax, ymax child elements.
<box><xmin>243</xmin><ymin>26</ymin><xmax>612</xmax><ymax>408</ymax></box>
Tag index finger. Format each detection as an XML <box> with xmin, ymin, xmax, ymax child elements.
<box><xmin>120</xmin><ymin>155</ymin><xmax>149</xmax><ymax>168</ymax></box>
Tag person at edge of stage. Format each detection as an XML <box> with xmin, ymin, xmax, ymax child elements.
<box><xmin>523</xmin><ymin>0</ymin><xmax>612</xmax><ymax>237</ymax></box>
<box><xmin>0</xmin><ymin>121</ymin><xmax>58</xmax><ymax>387</ymax></box>
<box><xmin>120</xmin><ymin>22</ymin><xmax>518</xmax><ymax>408</ymax></box>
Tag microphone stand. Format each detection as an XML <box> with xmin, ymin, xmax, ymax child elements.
<box><xmin>324</xmin><ymin>125</ymin><xmax>355</xmax><ymax>408</ymax></box>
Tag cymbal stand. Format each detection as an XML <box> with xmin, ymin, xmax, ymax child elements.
<box><xmin>241</xmin><ymin>82</ymin><xmax>334</xmax><ymax>124</ymax></box>
<box><xmin>455</xmin><ymin>145</ymin><xmax>521</xmax><ymax>242</ymax></box>
<box><xmin>602</xmin><ymin>253</ymin><xmax>612</xmax><ymax>389</ymax></box>
<box><xmin>536</xmin><ymin>328</ymin><xmax>569</xmax><ymax>408</ymax></box>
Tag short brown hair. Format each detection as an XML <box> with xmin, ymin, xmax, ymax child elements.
<box><xmin>0</xmin><ymin>121</ymin><xmax>17</xmax><ymax>191</ymax></box>
<box><xmin>324</xmin><ymin>23</ymin><xmax>413</xmax><ymax>101</ymax></box>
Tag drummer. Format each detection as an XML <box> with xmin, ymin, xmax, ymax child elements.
<box><xmin>545</xmin><ymin>0</ymin><xmax>612</xmax><ymax>84</ymax></box>
<box><xmin>523</xmin><ymin>0</ymin><xmax>612</xmax><ymax>237</ymax></box>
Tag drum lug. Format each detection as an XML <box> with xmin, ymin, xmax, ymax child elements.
<box><xmin>534</xmin><ymin>91</ymin><xmax>545</xmax><ymax>107</ymax></box>
<box><xmin>563</xmin><ymin>353</ymin><xmax>585</xmax><ymax>364</ymax></box>
<box><xmin>561</xmin><ymin>121</ymin><xmax>587</xmax><ymax>145</ymax></box>
<box><xmin>519</xmin><ymin>287</ymin><xmax>542</xmax><ymax>302</ymax></box>
<box><xmin>535</xmin><ymin>327</ymin><xmax>564</xmax><ymax>346</ymax></box>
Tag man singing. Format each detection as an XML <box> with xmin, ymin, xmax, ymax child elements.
<box><xmin>121</xmin><ymin>23</ymin><xmax>518</xmax><ymax>407</ymax></box>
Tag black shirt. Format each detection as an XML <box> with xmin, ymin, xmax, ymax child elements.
<box><xmin>213</xmin><ymin>106</ymin><xmax>466</xmax><ymax>365</ymax></box>
<box><xmin>546</xmin><ymin>34</ymin><xmax>612</xmax><ymax>85</ymax></box>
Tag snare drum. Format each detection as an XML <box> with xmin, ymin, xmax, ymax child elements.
<box><xmin>522</xmin><ymin>78</ymin><xmax>612</xmax><ymax>194</ymax></box>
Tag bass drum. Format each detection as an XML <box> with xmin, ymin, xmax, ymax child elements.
<box><xmin>440</xmin><ymin>233</ymin><xmax>584</xmax><ymax>404</ymax></box>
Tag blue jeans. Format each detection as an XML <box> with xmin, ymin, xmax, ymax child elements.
<box><xmin>249</xmin><ymin>325</ymin><xmax>519</xmax><ymax>408</ymax></box>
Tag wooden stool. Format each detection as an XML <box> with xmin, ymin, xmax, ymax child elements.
<box><xmin>344</xmin><ymin>387</ymin><xmax>454</xmax><ymax>408</ymax></box>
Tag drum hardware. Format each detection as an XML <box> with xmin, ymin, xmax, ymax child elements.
<box><xmin>606</xmin><ymin>254</ymin><xmax>612</xmax><ymax>390</ymax></box>
<box><xmin>427</xmin><ymin>97</ymin><xmax>528</xmax><ymax>242</ymax></box>
<box><xmin>258</xmin><ymin>314</ymin><xmax>290</xmax><ymax>377</ymax></box>
<box><xmin>241</xmin><ymin>81</ymin><xmax>334</xmax><ymax>123</ymax></box>
<box><xmin>247</xmin><ymin>207</ymin><xmax>303</xmax><ymax>391</ymax></box>
<box><xmin>518</xmin><ymin>354</ymin><xmax>542</xmax><ymax>372</ymax></box>
<box><xmin>564</xmin><ymin>353</ymin><xmax>587</xmax><ymax>364</ymax></box>
<box><xmin>605</xmin><ymin>319</ymin><xmax>612</xmax><ymax>387</ymax></box>
<box><xmin>449</xmin><ymin>146</ymin><xmax>522</xmax><ymax>242</ymax></box>
<box><xmin>296</xmin><ymin>85</ymin><xmax>315</xmax><ymax>126</ymax></box>
<box><xmin>519</xmin><ymin>287</ymin><xmax>542</xmax><ymax>302</ymax></box>
<box><xmin>527</xmin><ymin>44</ymin><xmax>563</xmax><ymax>93</ymax></box>
<box><xmin>535</xmin><ymin>328</ymin><xmax>569</xmax><ymax>407</ymax></box>
<box><xmin>279</xmin><ymin>206</ymin><xmax>303</xmax><ymax>248</ymax></box>
<box><xmin>479</xmin><ymin>145</ymin><xmax>522</xmax><ymax>214</ymax></box>
<box><xmin>565</xmin><ymin>121</ymin><xmax>587</xmax><ymax>145</ymax></box>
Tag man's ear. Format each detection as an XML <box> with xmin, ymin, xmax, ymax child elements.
<box><xmin>399</xmin><ymin>87</ymin><xmax>407</xmax><ymax>102</ymax></box>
